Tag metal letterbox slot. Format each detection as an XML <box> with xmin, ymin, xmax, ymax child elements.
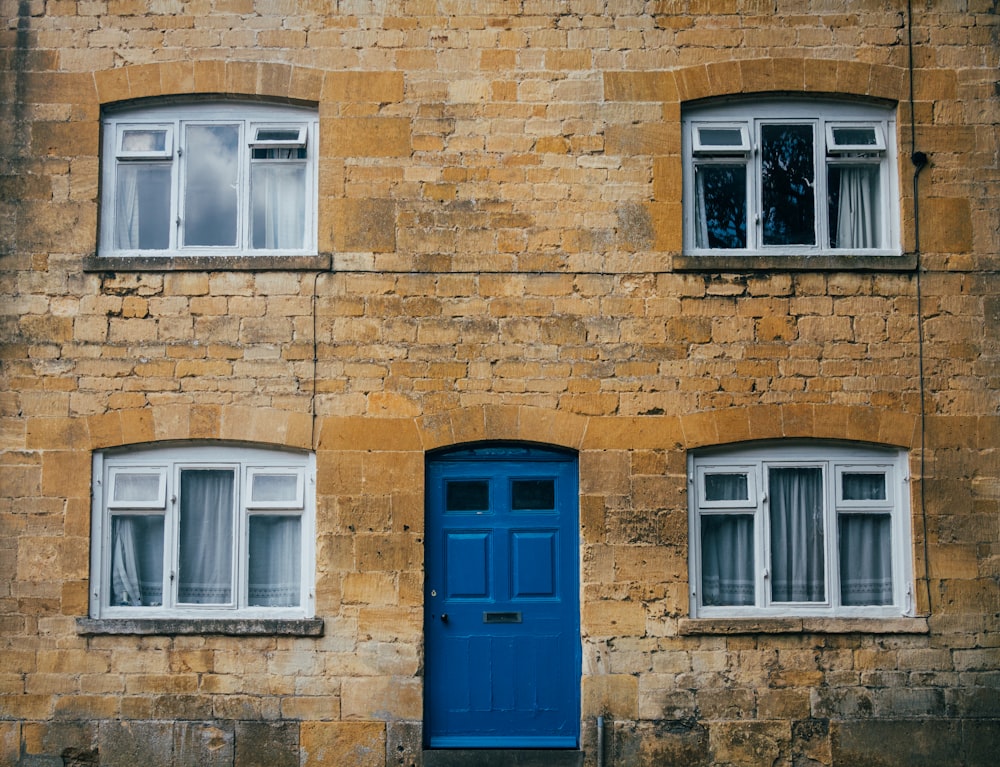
<box><xmin>483</xmin><ymin>611</ymin><xmax>522</xmax><ymax>624</ymax></box>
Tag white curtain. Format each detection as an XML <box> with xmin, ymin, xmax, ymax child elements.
<box><xmin>701</xmin><ymin>514</ymin><xmax>755</xmax><ymax>605</ymax></box>
<box><xmin>694</xmin><ymin>167</ymin><xmax>710</xmax><ymax>249</ymax></box>
<box><xmin>178</xmin><ymin>469</ymin><xmax>234</xmax><ymax>604</ymax></box>
<box><xmin>248</xmin><ymin>516</ymin><xmax>301</xmax><ymax>606</ymax></box>
<box><xmin>111</xmin><ymin>516</ymin><xmax>163</xmax><ymax>606</ymax></box>
<box><xmin>252</xmin><ymin>159</ymin><xmax>305</xmax><ymax>249</ymax></box>
<box><xmin>769</xmin><ymin>467</ymin><xmax>826</xmax><ymax>602</ymax></box>
<box><xmin>114</xmin><ymin>165</ymin><xmax>140</xmax><ymax>249</ymax></box>
<box><xmin>835</xmin><ymin>166</ymin><xmax>879</xmax><ymax>248</ymax></box>
<box><xmin>840</xmin><ymin>515</ymin><xmax>893</xmax><ymax>605</ymax></box>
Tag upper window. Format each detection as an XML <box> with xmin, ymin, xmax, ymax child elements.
<box><xmin>682</xmin><ymin>98</ymin><xmax>899</xmax><ymax>256</ymax></box>
<box><xmin>688</xmin><ymin>442</ymin><xmax>913</xmax><ymax>619</ymax></box>
<box><xmin>90</xmin><ymin>444</ymin><xmax>316</xmax><ymax>619</ymax></box>
<box><xmin>100</xmin><ymin>101</ymin><xmax>318</xmax><ymax>257</ymax></box>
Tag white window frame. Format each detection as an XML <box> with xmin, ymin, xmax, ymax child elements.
<box><xmin>682</xmin><ymin>98</ymin><xmax>900</xmax><ymax>256</ymax></box>
<box><xmin>90</xmin><ymin>444</ymin><xmax>316</xmax><ymax>619</ymax></box>
<box><xmin>688</xmin><ymin>442</ymin><xmax>914</xmax><ymax>619</ymax></box>
<box><xmin>99</xmin><ymin>100</ymin><xmax>319</xmax><ymax>257</ymax></box>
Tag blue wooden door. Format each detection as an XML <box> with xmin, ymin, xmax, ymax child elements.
<box><xmin>425</xmin><ymin>445</ymin><xmax>580</xmax><ymax>748</ymax></box>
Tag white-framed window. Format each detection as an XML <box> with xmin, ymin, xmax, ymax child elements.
<box><xmin>688</xmin><ymin>442</ymin><xmax>913</xmax><ymax>619</ymax></box>
<box><xmin>90</xmin><ymin>444</ymin><xmax>316</xmax><ymax>619</ymax></box>
<box><xmin>682</xmin><ymin>98</ymin><xmax>900</xmax><ymax>256</ymax></box>
<box><xmin>99</xmin><ymin>100</ymin><xmax>318</xmax><ymax>257</ymax></box>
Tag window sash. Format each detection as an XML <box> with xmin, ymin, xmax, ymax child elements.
<box><xmin>101</xmin><ymin>104</ymin><xmax>316</xmax><ymax>257</ymax></box>
<box><xmin>93</xmin><ymin>448</ymin><xmax>314</xmax><ymax>618</ymax></box>
<box><xmin>689</xmin><ymin>447</ymin><xmax>911</xmax><ymax>618</ymax></box>
<box><xmin>683</xmin><ymin>102</ymin><xmax>897</xmax><ymax>256</ymax></box>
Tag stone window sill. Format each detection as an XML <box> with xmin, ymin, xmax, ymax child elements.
<box><xmin>83</xmin><ymin>254</ymin><xmax>332</xmax><ymax>272</ymax></box>
<box><xmin>678</xmin><ymin>616</ymin><xmax>929</xmax><ymax>636</ymax></box>
<box><xmin>76</xmin><ymin>617</ymin><xmax>324</xmax><ymax>637</ymax></box>
<box><xmin>672</xmin><ymin>253</ymin><xmax>918</xmax><ymax>272</ymax></box>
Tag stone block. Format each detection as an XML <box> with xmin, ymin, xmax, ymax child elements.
<box><xmin>325</xmin><ymin>119</ymin><xmax>410</xmax><ymax>158</ymax></box>
<box><xmin>708</xmin><ymin>720</ymin><xmax>791</xmax><ymax>767</ymax></box>
<box><xmin>233</xmin><ymin>721</ymin><xmax>297</xmax><ymax>767</ymax></box>
<box><xmin>611</xmin><ymin>719</ymin><xmax>709</xmax><ymax>767</ymax></box>
<box><xmin>386</xmin><ymin>721</ymin><xmax>423</xmax><ymax>767</ymax></box>
<box><xmin>831</xmin><ymin>719</ymin><xmax>963</xmax><ymax>767</ymax></box>
<box><xmin>301</xmin><ymin>721</ymin><xmax>386</xmax><ymax>767</ymax></box>
<box><xmin>97</xmin><ymin>721</ymin><xmax>174</xmax><ymax>767</ymax></box>
<box><xmin>582</xmin><ymin>673</ymin><xmax>639</xmax><ymax>719</ymax></box>
<box><xmin>174</xmin><ymin>722</ymin><xmax>234</xmax><ymax>767</ymax></box>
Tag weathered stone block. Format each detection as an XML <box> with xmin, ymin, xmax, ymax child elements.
<box><xmin>831</xmin><ymin>720</ymin><xmax>963</xmax><ymax>767</ymax></box>
<box><xmin>174</xmin><ymin>722</ymin><xmax>234</xmax><ymax>767</ymax></box>
<box><xmin>301</xmin><ymin>721</ymin><xmax>386</xmax><ymax>767</ymax></box>
<box><xmin>98</xmin><ymin>721</ymin><xmax>173</xmax><ymax>767</ymax></box>
<box><xmin>233</xmin><ymin>721</ymin><xmax>297</xmax><ymax>767</ymax></box>
<box><xmin>611</xmin><ymin>719</ymin><xmax>709</xmax><ymax>767</ymax></box>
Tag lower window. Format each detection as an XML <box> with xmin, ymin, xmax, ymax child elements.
<box><xmin>688</xmin><ymin>442</ymin><xmax>913</xmax><ymax>618</ymax></box>
<box><xmin>90</xmin><ymin>444</ymin><xmax>315</xmax><ymax>619</ymax></box>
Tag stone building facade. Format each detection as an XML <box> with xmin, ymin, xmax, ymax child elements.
<box><xmin>1</xmin><ymin>1</ymin><xmax>998</xmax><ymax>766</ymax></box>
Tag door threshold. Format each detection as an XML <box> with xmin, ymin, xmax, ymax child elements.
<box><xmin>422</xmin><ymin>749</ymin><xmax>584</xmax><ymax>767</ymax></box>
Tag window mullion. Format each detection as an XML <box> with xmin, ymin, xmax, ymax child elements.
<box><xmin>165</xmin><ymin>466</ymin><xmax>179</xmax><ymax>610</ymax></box>
<box><xmin>168</xmin><ymin>118</ymin><xmax>180</xmax><ymax>252</ymax></box>
<box><xmin>755</xmin><ymin>462</ymin><xmax>767</xmax><ymax>609</ymax></box>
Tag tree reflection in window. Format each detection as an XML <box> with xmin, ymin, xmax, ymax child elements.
<box><xmin>761</xmin><ymin>124</ymin><xmax>815</xmax><ymax>246</ymax></box>
<box><xmin>695</xmin><ymin>164</ymin><xmax>747</xmax><ymax>249</ymax></box>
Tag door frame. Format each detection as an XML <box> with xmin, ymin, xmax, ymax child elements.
<box><xmin>423</xmin><ymin>442</ymin><xmax>582</xmax><ymax>749</ymax></box>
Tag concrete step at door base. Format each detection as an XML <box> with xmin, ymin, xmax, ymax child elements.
<box><xmin>423</xmin><ymin>750</ymin><xmax>585</xmax><ymax>767</ymax></box>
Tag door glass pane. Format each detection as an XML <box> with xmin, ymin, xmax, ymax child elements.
<box><xmin>701</xmin><ymin>515</ymin><xmax>754</xmax><ymax>606</ymax></box>
<box><xmin>251</xmin><ymin>163</ymin><xmax>306</xmax><ymax>249</ymax></box>
<box><xmin>178</xmin><ymin>469</ymin><xmax>234</xmax><ymax>604</ymax></box>
<box><xmin>839</xmin><ymin>514</ymin><xmax>892</xmax><ymax>605</ymax></box>
<box><xmin>183</xmin><ymin>124</ymin><xmax>239</xmax><ymax>247</ymax></box>
<box><xmin>248</xmin><ymin>515</ymin><xmax>301</xmax><ymax>607</ymax></box>
<box><xmin>114</xmin><ymin>164</ymin><xmax>171</xmax><ymax>250</ymax></box>
<box><xmin>110</xmin><ymin>515</ymin><xmax>164</xmax><ymax>606</ymax></box>
<box><xmin>769</xmin><ymin>466</ymin><xmax>825</xmax><ymax>602</ymax></box>
<box><xmin>704</xmin><ymin>472</ymin><xmax>749</xmax><ymax>502</ymax></box>
<box><xmin>828</xmin><ymin>164</ymin><xmax>881</xmax><ymax>249</ymax></box>
<box><xmin>841</xmin><ymin>472</ymin><xmax>886</xmax><ymax>501</ymax></box>
<box><xmin>761</xmin><ymin>123</ymin><xmax>815</xmax><ymax>246</ymax></box>
<box><xmin>446</xmin><ymin>480</ymin><xmax>490</xmax><ymax>511</ymax></box>
<box><xmin>694</xmin><ymin>163</ymin><xmax>747</xmax><ymax>248</ymax></box>
<box><xmin>511</xmin><ymin>479</ymin><xmax>555</xmax><ymax>510</ymax></box>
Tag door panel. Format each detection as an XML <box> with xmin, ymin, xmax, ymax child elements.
<box><xmin>425</xmin><ymin>445</ymin><xmax>580</xmax><ymax>749</ymax></box>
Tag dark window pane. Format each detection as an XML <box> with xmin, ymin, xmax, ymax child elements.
<box><xmin>701</xmin><ymin>515</ymin><xmax>755</xmax><ymax>606</ymax></box>
<box><xmin>704</xmin><ymin>472</ymin><xmax>749</xmax><ymax>502</ymax></box>
<box><xmin>761</xmin><ymin>123</ymin><xmax>816</xmax><ymax>246</ymax></box>
<box><xmin>769</xmin><ymin>466</ymin><xmax>825</xmax><ymax>602</ymax></box>
<box><xmin>511</xmin><ymin>479</ymin><xmax>555</xmax><ymax>510</ymax></box>
<box><xmin>828</xmin><ymin>164</ymin><xmax>881</xmax><ymax>249</ymax></box>
<box><xmin>446</xmin><ymin>480</ymin><xmax>490</xmax><ymax>511</ymax></box>
<box><xmin>694</xmin><ymin>163</ymin><xmax>747</xmax><ymax>248</ymax></box>
<box><xmin>110</xmin><ymin>515</ymin><xmax>164</xmax><ymax>606</ymax></box>
<box><xmin>830</xmin><ymin>126</ymin><xmax>877</xmax><ymax>147</ymax></box>
<box><xmin>839</xmin><ymin>514</ymin><xmax>892</xmax><ymax>605</ymax></box>
<box><xmin>842</xmin><ymin>472</ymin><xmax>886</xmax><ymax>501</ymax></box>
<box><xmin>115</xmin><ymin>164</ymin><xmax>171</xmax><ymax>250</ymax></box>
<box><xmin>698</xmin><ymin>127</ymin><xmax>745</xmax><ymax>147</ymax></box>
<box><xmin>255</xmin><ymin>129</ymin><xmax>301</xmax><ymax>142</ymax></box>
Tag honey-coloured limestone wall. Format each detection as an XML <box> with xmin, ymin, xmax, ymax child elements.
<box><xmin>2</xmin><ymin>1</ymin><xmax>998</xmax><ymax>766</ymax></box>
